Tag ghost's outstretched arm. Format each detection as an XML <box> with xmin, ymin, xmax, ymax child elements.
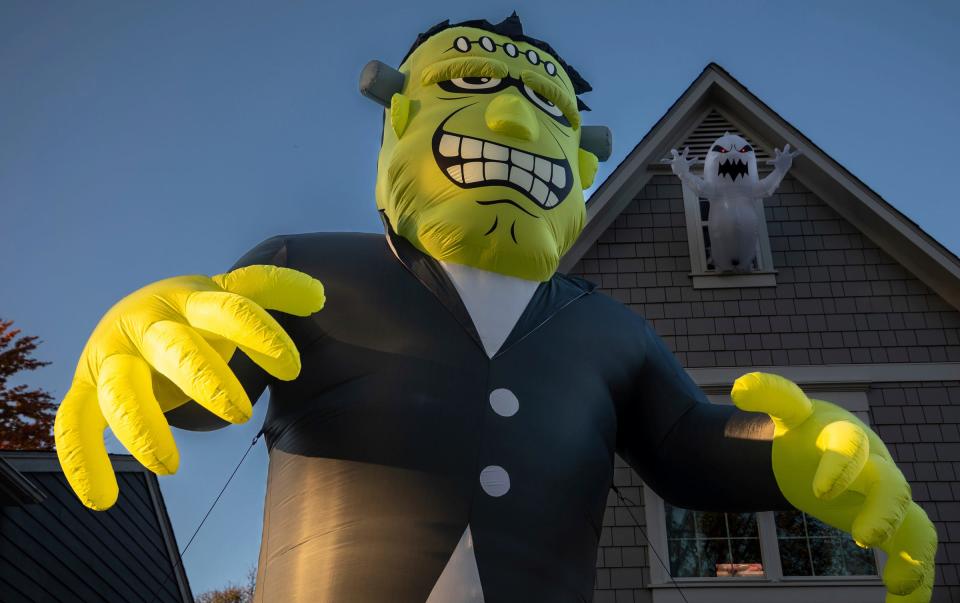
<box><xmin>755</xmin><ymin>144</ymin><xmax>801</xmax><ymax>197</ymax></box>
<box><xmin>663</xmin><ymin>147</ymin><xmax>709</xmax><ymax>197</ymax></box>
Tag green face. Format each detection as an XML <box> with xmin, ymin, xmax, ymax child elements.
<box><xmin>375</xmin><ymin>26</ymin><xmax>594</xmax><ymax>281</ymax></box>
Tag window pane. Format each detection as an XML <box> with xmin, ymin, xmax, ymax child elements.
<box><xmin>728</xmin><ymin>512</ymin><xmax>758</xmax><ymax>537</ymax></box>
<box><xmin>729</xmin><ymin>538</ymin><xmax>765</xmax><ymax>576</ymax></box>
<box><xmin>666</xmin><ymin>506</ymin><xmax>696</xmax><ymax>539</ymax></box>
<box><xmin>778</xmin><ymin>537</ymin><xmax>812</xmax><ymax>576</ymax></box>
<box><xmin>702</xmin><ymin>226</ymin><xmax>714</xmax><ymax>270</ymax></box>
<box><xmin>669</xmin><ymin>539</ymin><xmax>699</xmax><ymax>577</ymax></box>
<box><xmin>775</xmin><ymin>508</ymin><xmax>805</xmax><ymax>537</ymax></box>
<box><xmin>731</xmin><ymin>538</ymin><xmax>763</xmax><ymax>566</ymax></box>
<box><xmin>775</xmin><ymin>510</ymin><xmax>878</xmax><ymax>577</ymax></box>
<box><xmin>805</xmin><ymin>513</ymin><xmax>835</xmax><ymax>538</ymax></box>
<box><xmin>700</xmin><ymin>539</ymin><xmax>731</xmax><ymax>575</ymax></box>
<box><xmin>697</xmin><ymin>512</ymin><xmax>727</xmax><ymax>538</ymax></box>
<box><xmin>841</xmin><ymin>538</ymin><xmax>879</xmax><ymax>576</ymax></box>
<box><xmin>664</xmin><ymin>504</ymin><xmax>764</xmax><ymax>578</ymax></box>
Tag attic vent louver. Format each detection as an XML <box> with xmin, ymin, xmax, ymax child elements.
<box><xmin>664</xmin><ymin>109</ymin><xmax>772</xmax><ymax>164</ymax></box>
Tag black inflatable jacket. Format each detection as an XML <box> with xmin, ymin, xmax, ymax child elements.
<box><xmin>166</xmin><ymin>227</ymin><xmax>790</xmax><ymax>602</ymax></box>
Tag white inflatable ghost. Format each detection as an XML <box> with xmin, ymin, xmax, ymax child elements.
<box><xmin>667</xmin><ymin>133</ymin><xmax>800</xmax><ymax>272</ymax></box>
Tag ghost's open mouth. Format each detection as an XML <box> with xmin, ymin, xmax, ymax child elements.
<box><xmin>433</xmin><ymin>127</ymin><xmax>573</xmax><ymax>210</ymax></box>
<box><xmin>718</xmin><ymin>158</ymin><xmax>749</xmax><ymax>181</ymax></box>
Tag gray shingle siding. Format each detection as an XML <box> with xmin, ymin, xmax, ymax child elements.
<box><xmin>571</xmin><ymin>175</ymin><xmax>960</xmax><ymax>601</ymax></box>
<box><xmin>868</xmin><ymin>381</ymin><xmax>960</xmax><ymax>603</ymax></box>
<box><xmin>594</xmin><ymin>455</ymin><xmax>651</xmax><ymax>603</ymax></box>
<box><xmin>570</xmin><ymin>175</ymin><xmax>960</xmax><ymax>369</ymax></box>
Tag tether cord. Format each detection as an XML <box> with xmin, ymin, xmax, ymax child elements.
<box><xmin>149</xmin><ymin>431</ymin><xmax>262</xmax><ymax>603</ymax></box>
<box><xmin>611</xmin><ymin>484</ymin><xmax>691</xmax><ymax>603</ymax></box>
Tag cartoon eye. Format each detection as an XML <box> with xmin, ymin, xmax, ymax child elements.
<box><xmin>711</xmin><ymin>145</ymin><xmax>728</xmax><ymax>153</ymax></box>
<box><xmin>440</xmin><ymin>77</ymin><xmax>504</xmax><ymax>92</ymax></box>
<box><xmin>738</xmin><ymin>144</ymin><xmax>753</xmax><ymax>153</ymax></box>
<box><xmin>522</xmin><ymin>84</ymin><xmax>563</xmax><ymax>117</ymax></box>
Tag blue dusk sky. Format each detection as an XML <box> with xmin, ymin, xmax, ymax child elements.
<box><xmin>1</xmin><ymin>0</ymin><xmax>957</xmax><ymax>595</ymax></box>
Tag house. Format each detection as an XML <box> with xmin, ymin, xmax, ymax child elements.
<box><xmin>565</xmin><ymin>64</ymin><xmax>960</xmax><ymax>603</ymax></box>
<box><xmin>0</xmin><ymin>450</ymin><xmax>193</xmax><ymax>603</ymax></box>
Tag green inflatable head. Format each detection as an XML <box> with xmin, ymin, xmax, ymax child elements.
<box><xmin>363</xmin><ymin>14</ymin><xmax>610</xmax><ymax>281</ymax></box>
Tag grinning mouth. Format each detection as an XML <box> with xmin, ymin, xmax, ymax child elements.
<box><xmin>718</xmin><ymin>158</ymin><xmax>749</xmax><ymax>181</ymax></box>
<box><xmin>433</xmin><ymin>128</ymin><xmax>573</xmax><ymax>210</ymax></box>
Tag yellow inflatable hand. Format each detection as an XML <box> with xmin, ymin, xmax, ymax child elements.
<box><xmin>55</xmin><ymin>265</ymin><xmax>325</xmax><ymax>511</ymax></box>
<box><xmin>732</xmin><ymin>372</ymin><xmax>937</xmax><ymax>603</ymax></box>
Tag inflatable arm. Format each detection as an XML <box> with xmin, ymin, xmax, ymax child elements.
<box><xmin>663</xmin><ymin>147</ymin><xmax>711</xmax><ymax>198</ymax></box>
<box><xmin>754</xmin><ymin>144</ymin><xmax>801</xmax><ymax>198</ymax></box>
<box><xmin>621</xmin><ymin>320</ymin><xmax>937</xmax><ymax>600</ymax></box>
<box><xmin>619</xmin><ymin>318</ymin><xmax>789</xmax><ymax>511</ymax></box>
<box><xmin>165</xmin><ymin>236</ymin><xmax>296</xmax><ymax>432</ymax></box>
<box><xmin>54</xmin><ymin>237</ymin><xmax>325</xmax><ymax>510</ymax></box>
<box><xmin>733</xmin><ymin>373</ymin><xmax>937</xmax><ymax>602</ymax></box>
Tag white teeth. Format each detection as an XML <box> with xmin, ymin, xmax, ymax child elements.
<box><xmin>530</xmin><ymin>178</ymin><xmax>549</xmax><ymax>204</ymax></box>
<box><xmin>461</xmin><ymin>138</ymin><xmax>483</xmax><ymax>159</ymax></box>
<box><xmin>511</xmin><ymin>150</ymin><xmax>534</xmax><ymax>171</ymax></box>
<box><xmin>509</xmin><ymin>166</ymin><xmax>533</xmax><ymax>191</ymax></box>
<box><xmin>534</xmin><ymin>157</ymin><xmax>551</xmax><ymax>181</ymax></box>
<box><xmin>485</xmin><ymin>162</ymin><xmax>509</xmax><ymax>180</ymax></box>
<box><xmin>551</xmin><ymin>166</ymin><xmax>566</xmax><ymax>189</ymax></box>
<box><xmin>439</xmin><ymin>134</ymin><xmax>460</xmax><ymax>158</ymax></box>
<box><xmin>463</xmin><ymin>162</ymin><xmax>484</xmax><ymax>183</ymax></box>
<box><xmin>483</xmin><ymin>143</ymin><xmax>509</xmax><ymax>161</ymax></box>
<box><xmin>440</xmin><ymin>132</ymin><xmax>567</xmax><ymax>208</ymax></box>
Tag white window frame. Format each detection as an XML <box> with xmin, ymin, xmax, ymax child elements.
<box><xmin>641</xmin><ymin>388</ymin><xmax>887</xmax><ymax>603</ymax></box>
<box><xmin>681</xmin><ymin>181</ymin><xmax>778</xmax><ymax>290</ymax></box>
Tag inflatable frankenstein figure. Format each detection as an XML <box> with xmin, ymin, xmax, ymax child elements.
<box><xmin>55</xmin><ymin>14</ymin><xmax>936</xmax><ymax>603</ymax></box>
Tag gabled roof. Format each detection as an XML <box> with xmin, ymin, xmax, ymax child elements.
<box><xmin>0</xmin><ymin>450</ymin><xmax>194</xmax><ymax>602</ymax></box>
<box><xmin>560</xmin><ymin>63</ymin><xmax>960</xmax><ymax>311</ymax></box>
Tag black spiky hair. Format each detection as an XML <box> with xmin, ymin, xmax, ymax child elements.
<box><xmin>402</xmin><ymin>12</ymin><xmax>592</xmax><ymax>111</ymax></box>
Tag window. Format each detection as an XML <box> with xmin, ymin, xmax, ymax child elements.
<box><xmin>669</xmin><ymin>109</ymin><xmax>778</xmax><ymax>289</ymax></box>
<box><xmin>699</xmin><ymin>198</ymin><xmax>763</xmax><ymax>273</ymax></box>
<box><xmin>665</xmin><ymin>505</ymin><xmax>764</xmax><ymax>578</ymax></box>
<box><xmin>680</xmin><ymin>166</ymin><xmax>777</xmax><ymax>290</ymax></box>
<box><xmin>641</xmin><ymin>388</ymin><xmax>886</xmax><ymax>601</ymax></box>
<box><xmin>662</xmin><ymin>504</ymin><xmax>878</xmax><ymax>581</ymax></box>
<box><xmin>663</xmin><ymin>505</ymin><xmax>877</xmax><ymax>581</ymax></box>
<box><xmin>775</xmin><ymin>510</ymin><xmax>878</xmax><ymax>577</ymax></box>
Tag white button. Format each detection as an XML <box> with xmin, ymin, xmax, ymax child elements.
<box><xmin>489</xmin><ymin>388</ymin><xmax>519</xmax><ymax>417</ymax></box>
<box><xmin>479</xmin><ymin>466</ymin><xmax>510</xmax><ymax>497</ymax></box>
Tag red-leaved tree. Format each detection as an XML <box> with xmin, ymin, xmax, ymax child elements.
<box><xmin>196</xmin><ymin>567</ymin><xmax>256</xmax><ymax>603</ymax></box>
<box><xmin>0</xmin><ymin>319</ymin><xmax>56</xmax><ymax>449</ymax></box>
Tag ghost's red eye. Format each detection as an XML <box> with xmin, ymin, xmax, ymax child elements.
<box><xmin>739</xmin><ymin>145</ymin><xmax>753</xmax><ymax>153</ymax></box>
<box><xmin>711</xmin><ymin>145</ymin><xmax>728</xmax><ymax>153</ymax></box>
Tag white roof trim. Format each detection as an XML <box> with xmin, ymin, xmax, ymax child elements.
<box><xmin>688</xmin><ymin>362</ymin><xmax>960</xmax><ymax>387</ymax></box>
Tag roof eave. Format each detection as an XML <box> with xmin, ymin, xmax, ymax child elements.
<box><xmin>0</xmin><ymin>456</ymin><xmax>46</xmax><ymax>505</ymax></box>
<box><xmin>561</xmin><ymin>66</ymin><xmax>719</xmax><ymax>272</ymax></box>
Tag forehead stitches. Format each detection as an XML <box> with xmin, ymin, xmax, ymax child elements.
<box><xmin>451</xmin><ymin>33</ymin><xmax>558</xmax><ymax>76</ymax></box>
<box><xmin>422</xmin><ymin>29</ymin><xmax>574</xmax><ymax>96</ymax></box>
